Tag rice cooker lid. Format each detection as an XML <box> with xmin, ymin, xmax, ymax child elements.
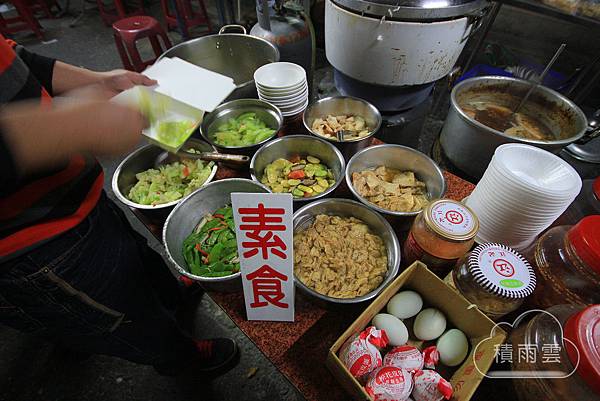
<box><xmin>331</xmin><ymin>0</ymin><xmax>489</xmax><ymax>20</ymax></box>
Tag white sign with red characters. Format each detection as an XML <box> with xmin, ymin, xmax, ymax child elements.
<box><xmin>231</xmin><ymin>193</ymin><xmax>294</xmax><ymax>322</ymax></box>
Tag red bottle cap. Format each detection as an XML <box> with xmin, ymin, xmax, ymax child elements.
<box><xmin>593</xmin><ymin>177</ymin><xmax>600</xmax><ymax>200</ymax></box>
<box><xmin>567</xmin><ymin>215</ymin><xmax>600</xmax><ymax>274</ymax></box>
<box><xmin>564</xmin><ymin>305</ymin><xmax>600</xmax><ymax>396</ymax></box>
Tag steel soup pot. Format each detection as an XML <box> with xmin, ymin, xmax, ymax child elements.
<box><xmin>158</xmin><ymin>25</ymin><xmax>279</xmax><ymax>100</ymax></box>
<box><xmin>440</xmin><ymin>76</ymin><xmax>589</xmax><ymax>179</ymax></box>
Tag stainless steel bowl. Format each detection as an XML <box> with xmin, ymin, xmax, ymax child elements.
<box><xmin>346</xmin><ymin>144</ymin><xmax>446</xmax><ymax>217</ymax></box>
<box><xmin>200</xmin><ymin>99</ymin><xmax>283</xmax><ymax>158</ymax></box>
<box><xmin>249</xmin><ymin>135</ymin><xmax>346</xmax><ymax>204</ymax></box>
<box><xmin>440</xmin><ymin>76</ymin><xmax>589</xmax><ymax>179</ymax></box>
<box><xmin>163</xmin><ymin>178</ymin><xmax>269</xmax><ymax>291</ymax></box>
<box><xmin>293</xmin><ymin>198</ymin><xmax>401</xmax><ymax>305</ymax></box>
<box><xmin>158</xmin><ymin>25</ymin><xmax>279</xmax><ymax>100</ymax></box>
<box><xmin>303</xmin><ymin>96</ymin><xmax>382</xmax><ymax>161</ymax></box>
<box><xmin>112</xmin><ymin>139</ymin><xmax>218</xmax><ymax>217</ymax></box>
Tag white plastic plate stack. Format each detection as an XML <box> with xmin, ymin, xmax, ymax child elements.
<box><xmin>465</xmin><ymin>143</ymin><xmax>582</xmax><ymax>250</ymax></box>
<box><xmin>254</xmin><ymin>62</ymin><xmax>309</xmax><ymax>117</ymax></box>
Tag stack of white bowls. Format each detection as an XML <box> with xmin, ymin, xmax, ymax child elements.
<box><xmin>254</xmin><ymin>62</ymin><xmax>308</xmax><ymax>117</ymax></box>
<box><xmin>465</xmin><ymin>143</ymin><xmax>582</xmax><ymax>250</ymax></box>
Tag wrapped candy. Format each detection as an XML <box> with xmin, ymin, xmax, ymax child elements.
<box><xmin>339</xmin><ymin>326</ymin><xmax>388</xmax><ymax>378</ymax></box>
<box><xmin>366</xmin><ymin>366</ymin><xmax>413</xmax><ymax>401</ymax></box>
<box><xmin>411</xmin><ymin>370</ymin><xmax>453</xmax><ymax>401</ymax></box>
<box><xmin>422</xmin><ymin>346</ymin><xmax>440</xmax><ymax>369</ymax></box>
<box><xmin>383</xmin><ymin>345</ymin><xmax>424</xmax><ymax>373</ymax></box>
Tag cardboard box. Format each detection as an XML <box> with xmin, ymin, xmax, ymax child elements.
<box><xmin>326</xmin><ymin>261</ymin><xmax>506</xmax><ymax>401</ymax></box>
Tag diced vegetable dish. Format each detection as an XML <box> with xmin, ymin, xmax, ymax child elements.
<box><xmin>212</xmin><ymin>112</ymin><xmax>275</xmax><ymax>147</ymax></box>
<box><xmin>182</xmin><ymin>205</ymin><xmax>240</xmax><ymax>277</ymax></box>
<box><xmin>260</xmin><ymin>155</ymin><xmax>336</xmax><ymax>198</ymax></box>
<box><xmin>127</xmin><ymin>159</ymin><xmax>214</xmax><ymax>206</ymax></box>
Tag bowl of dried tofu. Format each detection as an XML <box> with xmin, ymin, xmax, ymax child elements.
<box><xmin>345</xmin><ymin>144</ymin><xmax>446</xmax><ymax>217</ymax></box>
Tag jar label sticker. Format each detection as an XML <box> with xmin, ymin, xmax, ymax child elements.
<box><xmin>429</xmin><ymin>200</ymin><xmax>476</xmax><ymax>236</ymax></box>
<box><xmin>475</xmin><ymin>245</ymin><xmax>533</xmax><ymax>296</ymax></box>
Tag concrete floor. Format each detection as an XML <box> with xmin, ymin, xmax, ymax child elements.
<box><xmin>0</xmin><ymin>2</ymin><xmax>305</xmax><ymax>401</ymax></box>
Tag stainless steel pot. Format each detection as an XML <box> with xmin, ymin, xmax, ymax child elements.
<box><xmin>112</xmin><ymin>139</ymin><xmax>218</xmax><ymax>219</ymax></box>
<box><xmin>249</xmin><ymin>135</ymin><xmax>346</xmax><ymax>205</ymax></box>
<box><xmin>163</xmin><ymin>178</ymin><xmax>270</xmax><ymax>292</ymax></box>
<box><xmin>440</xmin><ymin>76</ymin><xmax>589</xmax><ymax>179</ymax></box>
<box><xmin>158</xmin><ymin>25</ymin><xmax>280</xmax><ymax>100</ymax></box>
<box><xmin>293</xmin><ymin>198</ymin><xmax>401</xmax><ymax>306</ymax></box>
<box><xmin>200</xmin><ymin>98</ymin><xmax>283</xmax><ymax>159</ymax></box>
<box><xmin>303</xmin><ymin>95</ymin><xmax>382</xmax><ymax>161</ymax></box>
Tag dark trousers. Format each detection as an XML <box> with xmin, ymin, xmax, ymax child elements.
<box><xmin>0</xmin><ymin>193</ymin><xmax>195</xmax><ymax>366</ymax></box>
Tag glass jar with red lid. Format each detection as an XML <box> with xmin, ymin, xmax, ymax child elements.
<box><xmin>526</xmin><ymin>215</ymin><xmax>600</xmax><ymax>309</ymax></box>
<box><xmin>510</xmin><ymin>304</ymin><xmax>600</xmax><ymax>401</ymax></box>
<box><xmin>403</xmin><ymin>199</ymin><xmax>479</xmax><ymax>277</ymax></box>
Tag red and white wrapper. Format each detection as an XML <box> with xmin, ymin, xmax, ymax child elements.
<box><xmin>411</xmin><ymin>370</ymin><xmax>453</xmax><ymax>401</ymax></box>
<box><xmin>339</xmin><ymin>326</ymin><xmax>389</xmax><ymax>378</ymax></box>
<box><xmin>422</xmin><ymin>346</ymin><xmax>440</xmax><ymax>369</ymax></box>
<box><xmin>366</xmin><ymin>366</ymin><xmax>413</xmax><ymax>401</ymax></box>
<box><xmin>383</xmin><ymin>345</ymin><xmax>424</xmax><ymax>373</ymax></box>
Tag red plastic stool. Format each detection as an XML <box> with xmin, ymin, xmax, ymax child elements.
<box><xmin>97</xmin><ymin>0</ymin><xmax>144</xmax><ymax>26</ymax></box>
<box><xmin>160</xmin><ymin>0</ymin><xmax>212</xmax><ymax>37</ymax></box>
<box><xmin>113</xmin><ymin>16</ymin><xmax>172</xmax><ymax>72</ymax></box>
<box><xmin>0</xmin><ymin>0</ymin><xmax>43</xmax><ymax>39</ymax></box>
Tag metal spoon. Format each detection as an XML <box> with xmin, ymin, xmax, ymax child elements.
<box><xmin>512</xmin><ymin>43</ymin><xmax>566</xmax><ymax>115</ymax></box>
<box><xmin>154</xmin><ymin>149</ymin><xmax>249</xmax><ymax>168</ymax></box>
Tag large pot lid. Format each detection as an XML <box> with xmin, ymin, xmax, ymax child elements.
<box><xmin>331</xmin><ymin>0</ymin><xmax>489</xmax><ymax>20</ymax></box>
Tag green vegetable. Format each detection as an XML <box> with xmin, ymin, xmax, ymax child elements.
<box><xmin>212</xmin><ymin>112</ymin><xmax>275</xmax><ymax>147</ymax></box>
<box><xmin>127</xmin><ymin>159</ymin><xmax>214</xmax><ymax>206</ymax></box>
<box><xmin>182</xmin><ymin>205</ymin><xmax>239</xmax><ymax>278</ymax></box>
<box><xmin>156</xmin><ymin>120</ymin><xmax>196</xmax><ymax>148</ymax></box>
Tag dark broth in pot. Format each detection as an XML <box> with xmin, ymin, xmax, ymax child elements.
<box><xmin>460</xmin><ymin>102</ymin><xmax>556</xmax><ymax>141</ymax></box>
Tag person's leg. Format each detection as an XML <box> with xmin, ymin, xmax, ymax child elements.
<box><xmin>0</xmin><ymin>193</ymin><xmax>236</xmax><ymax>370</ymax></box>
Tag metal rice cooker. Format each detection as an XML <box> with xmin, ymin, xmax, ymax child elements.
<box><xmin>325</xmin><ymin>0</ymin><xmax>489</xmax><ymax>87</ymax></box>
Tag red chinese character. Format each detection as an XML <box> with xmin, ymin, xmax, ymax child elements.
<box><xmin>464</xmin><ymin>365</ymin><xmax>475</xmax><ymax>375</ymax></box>
<box><xmin>238</xmin><ymin>203</ymin><xmax>287</xmax><ymax>259</ymax></box>
<box><xmin>474</xmin><ymin>350</ymin><xmax>485</xmax><ymax>361</ymax></box>
<box><xmin>246</xmin><ymin>265</ymin><xmax>288</xmax><ymax>309</ymax></box>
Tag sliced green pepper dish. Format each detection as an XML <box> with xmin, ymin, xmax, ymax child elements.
<box><xmin>182</xmin><ymin>205</ymin><xmax>240</xmax><ymax>278</ymax></box>
<box><xmin>260</xmin><ymin>155</ymin><xmax>336</xmax><ymax>198</ymax></box>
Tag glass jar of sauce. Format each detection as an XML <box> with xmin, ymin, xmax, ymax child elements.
<box><xmin>403</xmin><ymin>199</ymin><xmax>479</xmax><ymax>277</ymax></box>
<box><xmin>525</xmin><ymin>215</ymin><xmax>600</xmax><ymax>309</ymax></box>
<box><xmin>450</xmin><ymin>243</ymin><xmax>536</xmax><ymax>320</ymax></box>
<box><xmin>510</xmin><ymin>304</ymin><xmax>600</xmax><ymax>401</ymax></box>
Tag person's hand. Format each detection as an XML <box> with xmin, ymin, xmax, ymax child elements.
<box><xmin>99</xmin><ymin>69</ymin><xmax>157</xmax><ymax>96</ymax></box>
<box><xmin>86</xmin><ymin>100</ymin><xmax>148</xmax><ymax>155</ymax></box>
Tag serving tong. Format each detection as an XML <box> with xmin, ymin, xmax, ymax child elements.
<box><xmin>154</xmin><ymin>147</ymin><xmax>249</xmax><ymax>169</ymax></box>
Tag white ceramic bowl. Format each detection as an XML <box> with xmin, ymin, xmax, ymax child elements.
<box><xmin>258</xmin><ymin>87</ymin><xmax>308</xmax><ymax>102</ymax></box>
<box><xmin>254</xmin><ymin>62</ymin><xmax>306</xmax><ymax>89</ymax></box>
<box><xmin>257</xmin><ymin>81</ymin><xmax>307</xmax><ymax>96</ymax></box>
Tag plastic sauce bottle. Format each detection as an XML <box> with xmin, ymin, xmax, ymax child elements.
<box><xmin>403</xmin><ymin>199</ymin><xmax>479</xmax><ymax>277</ymax></box>
<box><xmin>525</xmin><ymin>215</ymin><xmax>600</xmax><ymax>309</ymax></box>
<box><xmin>509</xmin><ymin>304</ymin><xmax>600</xmax><ymax>401</ymax></box>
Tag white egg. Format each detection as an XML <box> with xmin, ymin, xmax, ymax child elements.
<box><xmin>372</xmin><ymin>313</ymin><xmax>409</xmax><ymax>346</ymax></box>
<box><xmin>437</xmin><ymin>329</ymin><xmax>469</xmax><ymax>367</ymax></box>
<box><xmin>387</xmin><ymin>290</ymin><xmax>423</xmax><ymax>319</ymax></box>
<box><xmin>413</xmin><ymin>308</ymin><xmax>447</xmax><ymax>341</ymax></box>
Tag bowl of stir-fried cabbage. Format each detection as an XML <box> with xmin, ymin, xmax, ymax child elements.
<box><xmin>112</xmin><ymin>138</ymin><xmax>218</xmax><ymax>214</ymax></box>
<box><xmin>200</xmin><ymin>99</ymin><xmax>283</xmax><ymax>157</ymax></box>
